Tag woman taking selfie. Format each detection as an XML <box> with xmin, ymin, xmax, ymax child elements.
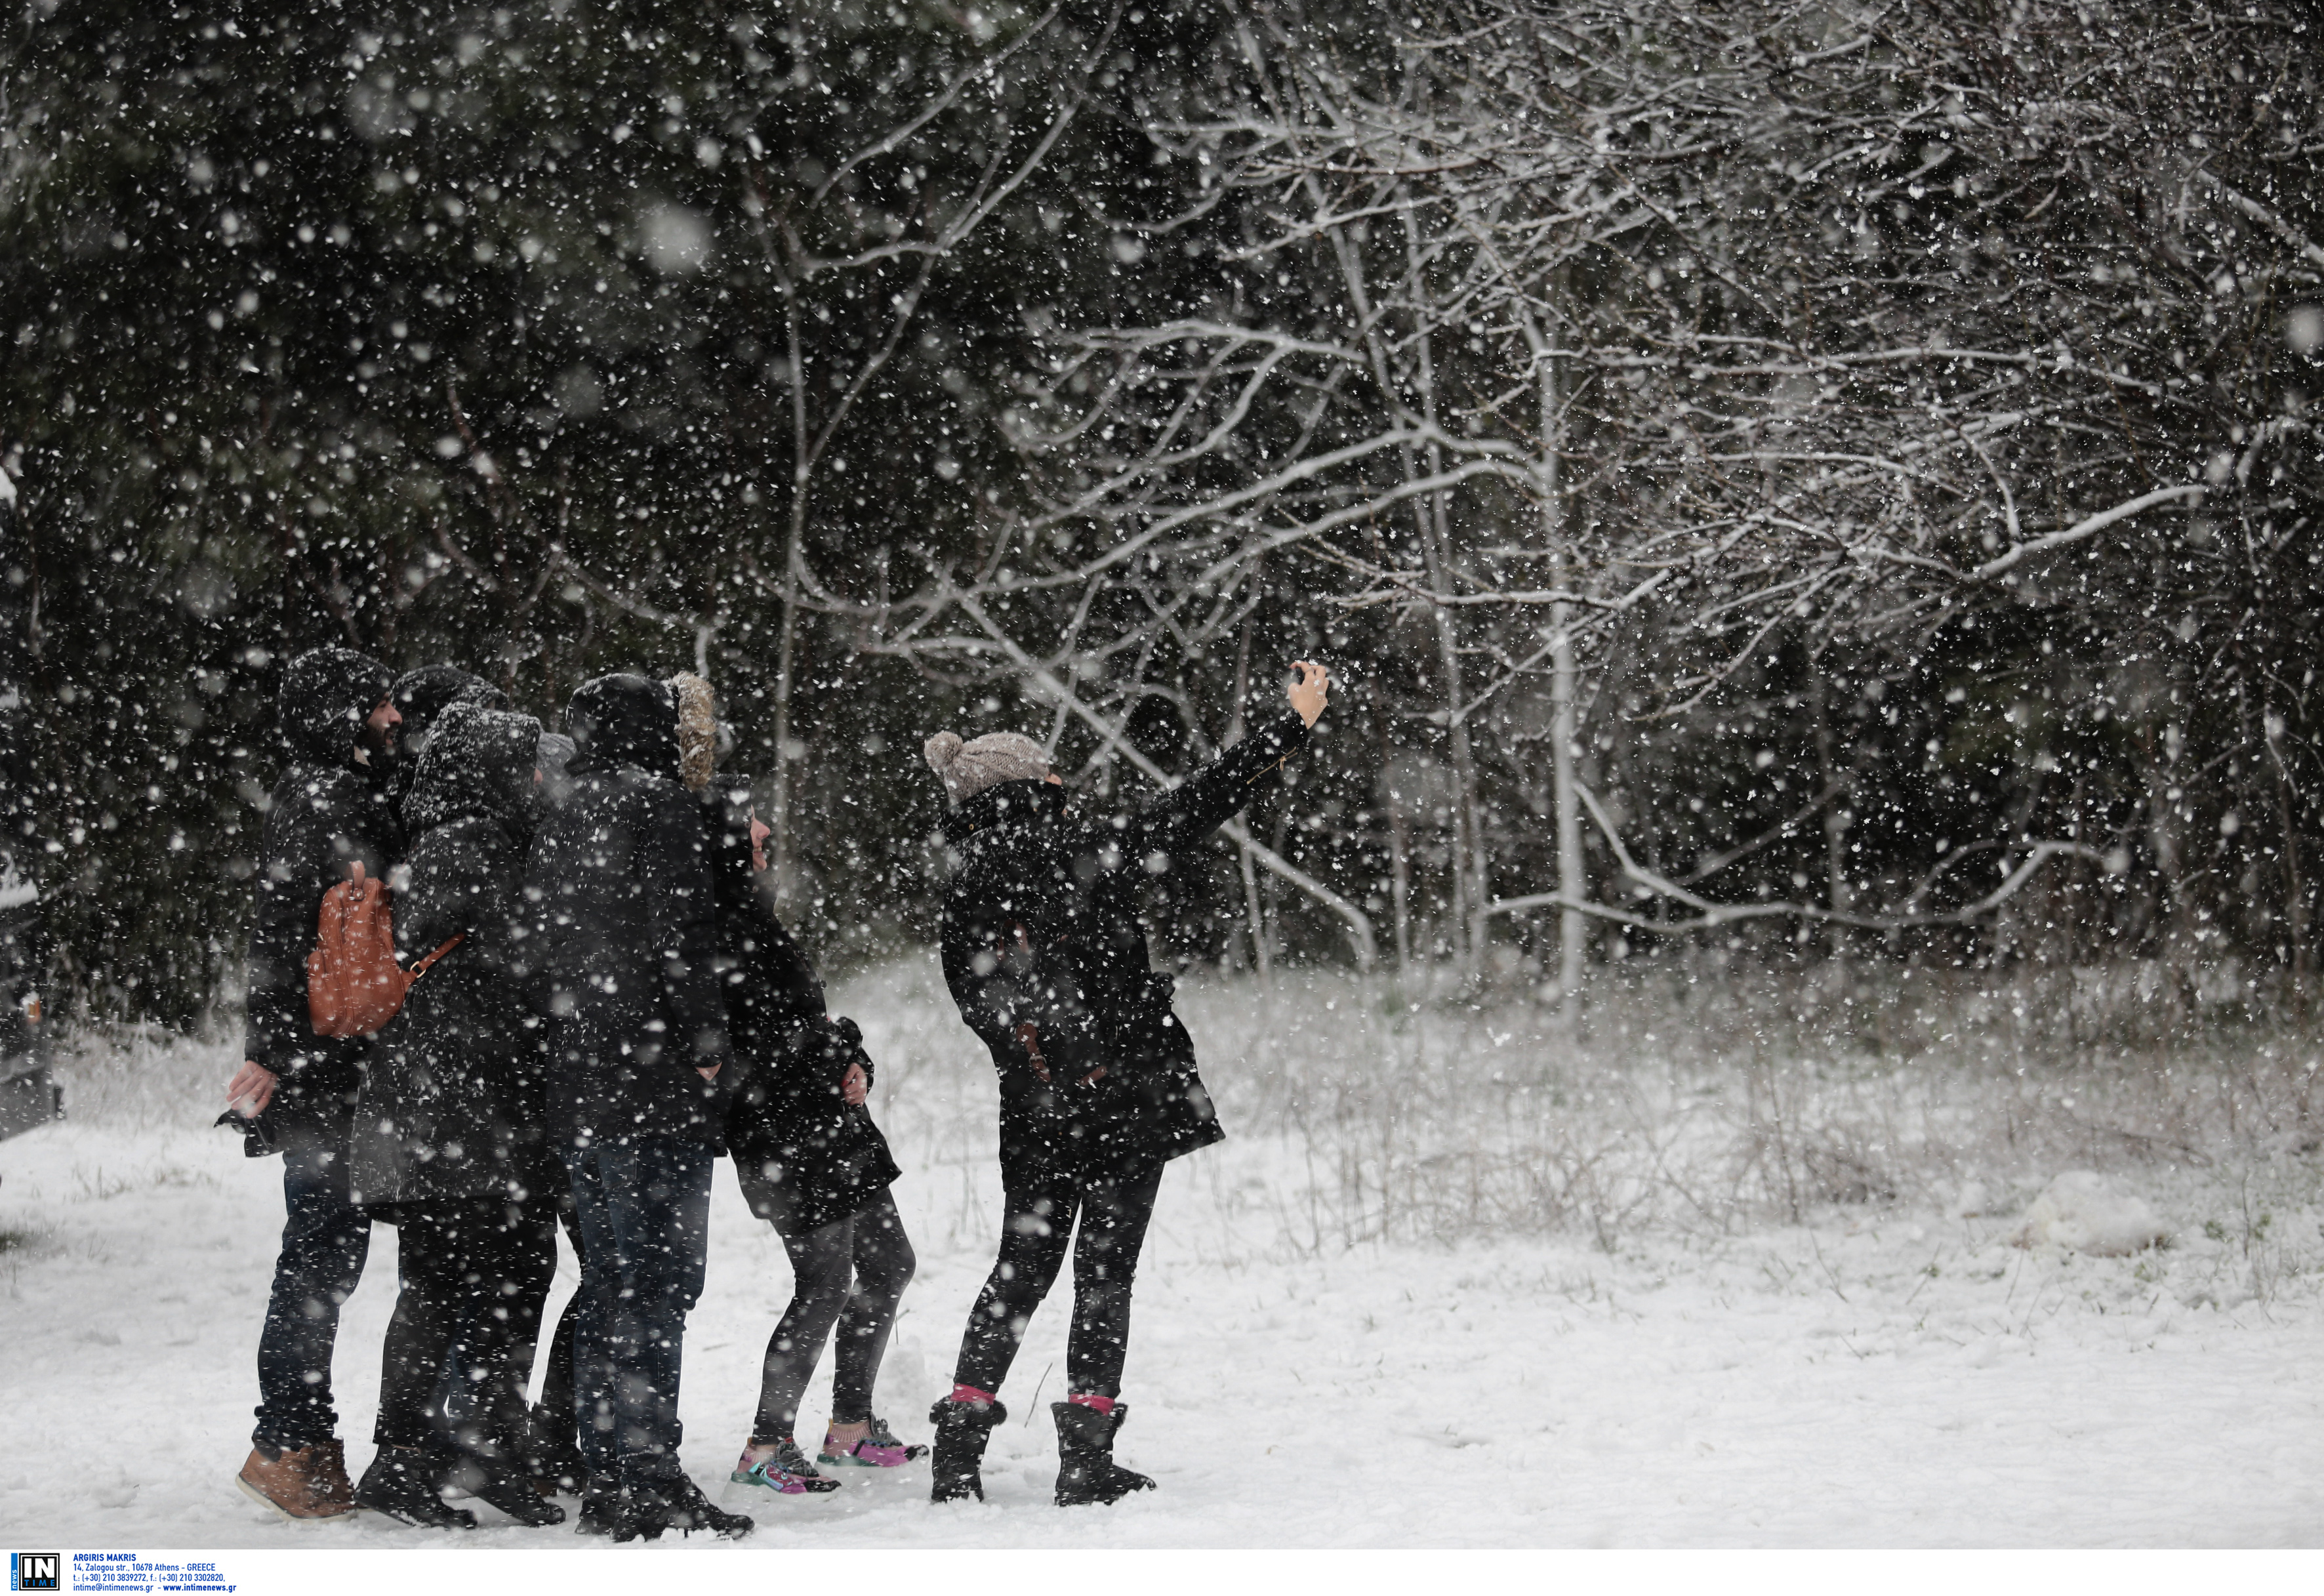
<box><xmin>920</xmin><ymin>661</ymin><xmax>1331</xmax><ymax>1507</ymax></box>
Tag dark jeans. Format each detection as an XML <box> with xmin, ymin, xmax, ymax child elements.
<box><xmin>731</xmin><ymin>1176</ymin><xmax>915</xmax><ymax>1441</ymax></box>
<box><xmin>560</xmin><ymin>1135</ymin><xmax>714</xmax><ymax>1484</ymax></box>
<box><xmin>953</xmin><ymin>1162</ymin><xmax>1163</xmax><ymax>1401</ymax></box>
<box><xmin>373</xmin><ymin>1195</ymin><xmax>559</xmax><ymax>1458</ymax></box>
<box><xmin>253</xmin><ymin>1135</ymin><xmax>373</xmax><ymax>1449</ymax></box>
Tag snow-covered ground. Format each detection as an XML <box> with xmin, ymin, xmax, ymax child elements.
<box><xmin>7</xmin><ymin>959</ymin><xmax>2324</xmax><ymax>1547</ymax></box>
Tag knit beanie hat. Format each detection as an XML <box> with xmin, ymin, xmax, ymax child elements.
<box><xmin>922</xmin><ymin>729</ymin><xmax>1053</xmax><ymax>805</ymax></box>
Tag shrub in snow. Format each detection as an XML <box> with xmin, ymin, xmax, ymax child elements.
<box><xmin>2010</xmin><ymin>1171</ymin><xmax>2168</xmax><ymax>1256</ymax></box>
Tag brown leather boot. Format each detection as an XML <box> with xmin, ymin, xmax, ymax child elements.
<box><xmin>236</xmin><ymin>1439</ymin><xmax>357</xmax><ymax>1521</ymax></box>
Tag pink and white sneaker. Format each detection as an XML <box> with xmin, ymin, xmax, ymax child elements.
<box><xmin>731</xmin><ymin>1438</ymin><xmax>842</xmax><ymax>1496</ymax></box>
<box><xmin>820</xmin><ymin>1416</ymin><xmax>929</xmax><ymax>1468</ymax></box>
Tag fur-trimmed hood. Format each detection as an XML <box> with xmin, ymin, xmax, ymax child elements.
<box><xmin>669</xmin><ymin>672</ymin><xmax>718</xmax><ymax>792</ymax></box>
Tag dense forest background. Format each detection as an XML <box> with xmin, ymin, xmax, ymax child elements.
<box><xmin>1</xmin><ymin>0</ymin><xmax>2319</xmax><ymax>1027</ymax></box>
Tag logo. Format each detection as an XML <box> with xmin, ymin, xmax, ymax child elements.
<box><xmin>10</xmin><ymin>1555</ymin><xmax>58</xmax><ymax>1593</ymax></box>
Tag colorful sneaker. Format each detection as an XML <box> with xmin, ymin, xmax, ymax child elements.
<box><xmin>821</xmin><ymin>1416</ymin><xmax>929</xmax><ymax>1469</ymax></box>
<box><xmin>729</xmin><ymin>1439</ymin><xmax>842</xmax><ymax>1496</ymax></box>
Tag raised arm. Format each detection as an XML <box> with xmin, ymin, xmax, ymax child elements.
<box><xmin>1082</xmin><ymin>661</ymin><xmax>1331</xmax><ymax>875</ymax></box>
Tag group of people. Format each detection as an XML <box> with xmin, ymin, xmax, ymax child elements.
<box><xmin>223</xmin><ymin>643</ymin><xmax>1332</xmax><ymax>1541</ymax></box>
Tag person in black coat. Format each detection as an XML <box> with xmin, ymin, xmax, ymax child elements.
<box><xmin>705</xmin><ymin>781</ymin><xmax>916</xmax><ymax>1497</ymax></box>
<box><xmin>921</xmin><ymin>661</ymin><xmax>1332</xmax><ymax>1507</ymax></box>
<box><xmin>515</xmin><ymin>722</ymin><xmax>589</xmax><ymax>1494</ymax></box>
<box><xmin>225</xmin><ymin>645</ymin><xmax>402</xmax><ymax>1522</ymax></box>
<box><xmin>348</xmin><ymin>701</ymin><xmax>563</xmax><ymax>1530</ymax></box>
<box><xmin>522</xmin><ymin>672</ymin><xmax>750</xmax><ymax>1541</ymax></box>
<box><xmin>386</xmin><ymin>665</ymin><xmax>510</xmax><ymax>815</ymax></box>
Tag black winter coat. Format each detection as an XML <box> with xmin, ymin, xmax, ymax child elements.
<box><xmin>352</xmin><ymin>702</ymin><xmax>551</xmax><ymax>1215</ymax></box>
<box><xmin>240</xmin><ymin>646</ymin><xmax>399</xmax><ymax>1153</ymax></box>
<box><xmin>936</xmin><ymin>710</ymin><xmax>1309</xmax><ymax>1181</ymax></box>
<box><xmin>524</xmin><ymin>674</ymin><xmax>731</xmax><ymax>1150</ymax></box>
<box><xmin>707</xmin><ymin>791</ymin><xmax>901</xmax><ymax>1235</ymax></box>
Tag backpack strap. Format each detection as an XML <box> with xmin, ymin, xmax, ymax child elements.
<box><xmin>405</xmin><ymin>933</ymin><xmax>467</xmax><ymax>983</ymax></box>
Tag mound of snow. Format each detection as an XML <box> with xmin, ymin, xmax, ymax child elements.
<box><xmin>2011</xmin><ymin>1170</ymin><xmax>2167</xmax><ymax>1256</ymax></box>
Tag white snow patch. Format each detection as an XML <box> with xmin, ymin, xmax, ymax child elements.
<box><xmin>10</xmin><ymin>970</ymin><xmax>2324</xmax><ymax>1547</ymax></box>
<box><xmin>2012</xmin><ymin>1170</ymin><xmax>2169</xmax><ymax>1256</ymax></box>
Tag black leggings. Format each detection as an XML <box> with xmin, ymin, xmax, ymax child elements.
<box><xmin>375</xmin><ymin>1195</ymin><xmax>558</xmax><ymax>1457</ymax></box>
<box><xmin>952</xmin><ymin>1162</ymin><xmax>1163</xmax><ymax>1402</ymax></box>
<box><xmin>745</xmin><ymin>1188</ymin><xmax>916</xmax><ymax>1441</ymax></box>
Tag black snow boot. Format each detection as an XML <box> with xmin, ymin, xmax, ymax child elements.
<box><xmin>574</xmin><ymin>1475</ymin><xmax>622</xmax><ymax>1538</ymax></box>
<box><xmin>518</xmin><ymin>1402</ymin><xmax>590</xmax><ymax>1495</ymax></box>
<box><xmin>354</xmin><ymin>1445</ymin><xmax>477</xmax><ymax>1530</ymax></box>
<box><xmin>436</xmin><ymin>1448</ymin><xmax>567</xmax><ymax>1527</ymax></box>
<box><xmin>611</xmin><ymin>1471</ymin><xmax>754</xmax><ymax>1543</ymax></box>
<box><xmin>928</xmin><ymin>1396</ymin><xmax>1008</xmax><ymax>1503</ymax></box>
<box><xmin>1051</xmin><ymin>1402</ymin><xmax>1156</xmax><ymax>1507</ymax></box>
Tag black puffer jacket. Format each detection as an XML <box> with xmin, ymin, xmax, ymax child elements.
<box><xmin>387</xmin><ymin>665</ymin><xmax>509</xmax><ymax>816</ymax></box>
<box><xmin>936</xmin><ymin>710</ymin><xmax>1309</xmax><ymax>1181</ymax></box>
<box><xmin>241</xmin><ymin>645</ymin><xmax>399</xmax><ymax>1151</ymax></box>
<box><xmin>525</xmin><ymin>674</ymin><xmax>730</xmax><ymax>1150</ymax></box>
<box><xmin>351</xmin><ymin>702</ymin><xmax>549</xmax><ymax>1215</ymax></box>
<box><xmin>708</xmin><ymin>788</ymin><xmax>901</xmax><ymax>1234</ymax></box>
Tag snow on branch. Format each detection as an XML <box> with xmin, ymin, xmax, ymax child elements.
<box><xmin>1488</xmin><ymin>781</ymin><xmax>2116</xmax><ymax>935</ymax></box>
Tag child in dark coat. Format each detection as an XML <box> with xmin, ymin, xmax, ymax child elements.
<box><xmin>705</xmin><ymin>783</ymin><xmax>918</xmax><ymax>1499</ymax></box>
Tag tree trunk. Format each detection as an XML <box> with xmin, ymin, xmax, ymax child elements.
<box><xmin>0</xmin><ymin>462</ymin><xmax>28</xmax><ymax>853</ymax></box>
<box><xmin>1401</xmin><ymin>207</ymin><xmax>1484</xmax><ymax>985</ymax></box>
<box><xmin>1240</xmin><ymin>842</ymin><xmax>1273</xmax><ymax>989</ymax></box>
<box><xmin>768</xmin><ymin>291</ymin><xmax>811</xmax><ymax>912</ymax></box>
<box><xmin>1543</xmin><ymin>344</ymin><xmax>1585</xmax><ymax>1002</ymax></box>
<box><xmin>1379</xmin><ymin>708</ymin><xmax>1414</xmax><ymax>981</ymax></box>
<box><xmin>1815</xmin><ymin>674</ymin><xmax>1854</xmax><ymax>960</ymax></box>
<box><xmin>2270</xmin><ymin>713</ymin><xmax>2309</xmax><ymax>1019</ymax></box>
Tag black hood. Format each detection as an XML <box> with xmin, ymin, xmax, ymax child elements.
<box><xmin>566</xmin><ymin>673</ymin><xmax>681</xmax><ymax>781</ymax></box>
<box><xmin>404</xmin><ymin>701</ymin><xmax>544</xmax><ymax>836</ymax></box>
<box><xmin>939</xmin><ymin>777</ymin><xmax>1067</xmax><ymax>846</ymax></box>
<box><xmin>390</xmin><ymin>666</ymin><xmax>509</xmax><ymax>807</ymax></box>
<box><xmin>392</xmin><ymin>666</ymin><xmax>509</xmax><ymax>752</ymax></box>
<box><xmin>703</xmin><ymin>777</ymin><xmax>759</xmax><ymax>898</ymax></box>
<box><xmin>279</xmin><ymin>647</ymin><xmax>396</xmax><ymax>768</ymax></box>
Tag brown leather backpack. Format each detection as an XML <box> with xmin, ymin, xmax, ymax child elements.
<box><xmin>306</xmin><ymin>861</ymin><xmax>464</xmax><ymax>1038</ymax></box>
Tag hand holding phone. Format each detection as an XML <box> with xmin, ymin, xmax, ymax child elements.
<box><xmin>224</xmin><ymin>1059</ymin><xmax>277</xmax><ymax>1120</ymax></box>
